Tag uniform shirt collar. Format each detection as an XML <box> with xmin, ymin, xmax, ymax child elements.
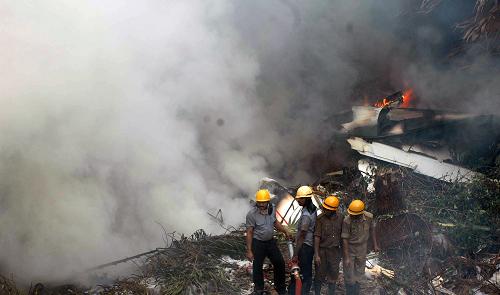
<box><xmin>352</xmin><ymin>213</ymin><xmax>366</xmax><ymax>222</ymax></box>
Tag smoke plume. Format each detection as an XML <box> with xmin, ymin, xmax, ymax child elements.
<box><xmin>0</xmin><ymin>0</ymin><xmax>264</xmax><ymax>281</ymax></box>
<box><xmin>0</xmin><ymin>0</ymin><xmax>497</xmax><ymax>282</ymax></box>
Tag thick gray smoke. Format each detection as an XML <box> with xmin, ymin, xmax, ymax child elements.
<box><xmin>251</xmin><ymin>1</ymin><xmax>498</xmax><ymax>108</ymax></box>
<box><xmin>0</xmin><ymin>0</ymin><xmax>497</xmax><ymax>283</ymax></box>
<box><xmin>0</xmin><ymin>0</ymin><xmax>265</xmax><ymax>281</ymax></box>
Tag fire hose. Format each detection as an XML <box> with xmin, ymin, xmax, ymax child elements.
<box><xmin>287</xmin><ymin>240</ymin><xmax>302</xmax><ymax>295</ymax></box>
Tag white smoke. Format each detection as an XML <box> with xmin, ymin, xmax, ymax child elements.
<box><xmin>0</xmin><ymin>0</ymin><xmax>270</xmax><ymax>281</ymax></box>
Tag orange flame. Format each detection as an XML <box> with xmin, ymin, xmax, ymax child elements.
<box><xmin>373</xmin><ymin>88</ymin><xmax>414</xmax><ymax>108</ymax></box>
<box><xmin>400</xmin><ymin>88</ymin><xmax>414</xmax><ymax>108</ymax></box>
<box><xmin>373</xmin><ymin>97</ymin><xmax>391</xmax><ymax>108</ymax></box>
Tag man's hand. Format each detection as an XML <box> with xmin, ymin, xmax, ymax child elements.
<box><xmin>373</xmin><ymin>245</ymin><xmax>381</xmax><ymax>253</ymax></box>
<box><xmin>286</xmin><ymin>231</ymin><xmax>294</xmax><ymax>241</ymax></box>
<box><xmin>314</xmin><ymin>254</ymin><xmax>321</xmax><ymax>266</ymax></box>
<box><xmin>344</xmin><ymin>256</ymin><xmax>352</xmax><ymax>267</ymax></box>
<box><xmin>288</xmin><ymin>256</ymin><xmax>298</xmax><ymax>269</ymax></box>
<box><xmin>246</xmin><ymin>250</ymin><xmax>254</xmax><ymax>262</ymax></box>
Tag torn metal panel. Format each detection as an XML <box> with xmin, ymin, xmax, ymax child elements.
<box><xmin>341</xmin><ymin>106</ymin><xmax>383</xmax><ymax>137</ymax></box>
<box><xmin>401</xmin><ymin>144</ymin><xmax>452</xmax><ymax>162</ymax></box>
<box><xmin>347</xmin><ymin>137</ymin><xmax>480</xmax><ymax>182</ymax></box>
<box><xmin>259</xmin><ymin>177</ymin><xmax>293</xmax><ymax>201</ymax></box>
<box><xmin>343</xmin><ymin>106</ymin><xmax>492</xmax><ymax>139</ymax></box>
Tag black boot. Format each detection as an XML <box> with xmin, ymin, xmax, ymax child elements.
<box><xmin>313</xmin><ymin>281</ymin><xmax>322</xmax><ymax>295</ymax></box>
<box><xmin>327</xmin><ymin>283</ymin><xmax>336</xmax><ymax>295</ymax></box>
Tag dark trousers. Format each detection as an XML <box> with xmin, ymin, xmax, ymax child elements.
<box><xmin>253</xmin><ymin>238</ymin><xmax>286</xmax><ymax>294</ymax></box>
<box><xmin>289</xmin><ymin>243</ymin><xmax>314</xmax><ymax>295</ymax></box>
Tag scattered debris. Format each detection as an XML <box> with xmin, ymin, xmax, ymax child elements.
<box><xmin>348</xmin><ymin>136</ymin><xmax>480</xmax><ymax>182</ymax></box>
<box><xmin>0</xmin><ymin>275</ymin><xmax>21</xmax><ymax>295</ymax></box>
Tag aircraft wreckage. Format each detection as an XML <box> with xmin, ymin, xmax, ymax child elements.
<box><xmin>259</xmin><ymin>90</ymin><xmax>500</xmax><ymax>293</ymax></box>
<box><xmin>341</xmin><ymin>91</ymin><xmax>499</xmax><ymax>182</ymax></box>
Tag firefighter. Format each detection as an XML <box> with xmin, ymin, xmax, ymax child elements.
<box><xmin>246</xmin><ymin>189</ymin><xmax>292</xmax><ymax>295</ymax></box>
<box><xmin>290</xmin><ymin>185</ymin><xmax>317</xmax><ymax>294</ymax></box>
<box><xmin>341</xmin><ymin>200</ymin><xmax>380</xmax><ymax>295</ymax></box>
<box><xmin>313</xmin><ymin>195</ymin><xmax>343</xmax><ymax>295</ymax></box>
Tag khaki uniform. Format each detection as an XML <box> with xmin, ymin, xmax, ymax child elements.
<box><xmin>341</xmin><ymin>211</ymin><xmax>374</xmax><ymax>284</ymax></box>
<box><xmin>314</xmin><ymin>212</ymin><xmax>343</xmax><ymax>282</ymax></box>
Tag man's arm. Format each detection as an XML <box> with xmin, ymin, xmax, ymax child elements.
<box><xmin>371</xmin><ymin>223</ymin><xmax>380</xmax><ymax>252</ymax></box>
<box><xmin>342</xmin><ymin>238</ymin><xmax>351</xmax><ymax>265</ymax></box>
<box><xmin>246</xmin><ymin>227</ymin><xmax>254</xmax><ymax>261</ymax></box>
<box><xmin>314</xmin><ymin>235</ymin><xmax>321</xmax><ymax>265</ymax></box>
<box><xmin>274</xmin><ymin>220</ymin><xmax>292</xmax><ymax>240</ymax></box>
<box><xmin>313</xmin><ymin>218</ymin><xmax>322</xmax><ymax>264</ymax></box>
<box><xmin>294</xmin><ymin>230</ymin><xmax>307</xmax><ymax>259</ymax></box>
<box><xmin>341</xmin><ymin>218</ymin><xmax>351</xmax><ymax>266</ymax></box>
<box><xmin>293</xmin><ymin>217</ymin><xmax>310</xmax><ymax>259</ymax></box>
<box><xmin>245</xmin><ymin>212</ymin><xmax>256</xmax><ymax>262</ymax></box>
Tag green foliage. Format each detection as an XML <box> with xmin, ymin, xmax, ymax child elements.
<box><xmin>402</xmin><ymin>169</ymin><xmax>500</xmax><ymax>253</ymax></box>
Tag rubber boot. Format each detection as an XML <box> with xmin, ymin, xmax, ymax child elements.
<box><xmin>327</xmin><ymin>283</ymin><xmax>336</xmax><ymax>295</ymax></box>
<box><xmin>313</xmin><ymin>281</ymin><xmax>322</xmax><ymax>295</ymax></box>
<box><xmin>345</xmin><ymin>283</ymin><xmax>355</xmax><ymax>295</ymax></box>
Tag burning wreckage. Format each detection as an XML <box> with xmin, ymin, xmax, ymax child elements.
<box><xmin>262</xmin><ymin>91</ymin><xmax>500</xmax><ymax>294</ymax></box>
<box><xmin>2</xmin><ymin>92</ymin><xmax>499</xmax><ymax>294</ymax></box>
<box><xmin>257</xmin><ymin>92</ymin><xmax>500</xmax><ymax>294</ymax></box>
<box><xmin>341</xmin><ymin>90</ymin><xmax>496</xmax><ymax>182</ymax></box>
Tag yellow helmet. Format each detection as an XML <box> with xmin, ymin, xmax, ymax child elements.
<box><xmin>323</xmin><ymin>196</ymin><xmax>340</xmax><ymax>211</ymax></box>
<box><xmin>347</xmin><ymin>200</ymin><xmax>365</xmax><ymax>215</ymax></box>
<box><xmin>255</xmin><ymin>189</ymin><xmax>271</xmax><ymax>202</ymax></box>
<box><xmin>296</xmin><ymin>185</ymin><xmax>313</xmax><ymax>198</ymax></box>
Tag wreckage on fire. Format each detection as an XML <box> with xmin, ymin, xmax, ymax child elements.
<box><xmin>273</xmin><ymin>90</ymin><xmax>500</xmax><ymax>221</ymax></box>
<box><xmin>261</xmin><ymin>91</ymin><xmax>500</xmax><ymax>294</ymax></box>
<box><xmin>342</xmin><ymin>90</ymin><xmax>500</xmax><ymax>182</ymax></box>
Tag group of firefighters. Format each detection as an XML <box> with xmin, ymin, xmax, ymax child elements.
<box><xmin>245</xmin><ymin>186</ymin><xmax>380</xmax><ymax>295</ymax></box>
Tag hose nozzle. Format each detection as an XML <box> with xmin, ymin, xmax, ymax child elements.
<box><xmin>286</xmin><ymin>240</ymin><xmax>294</xmax><ymax>257</ymax></box>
